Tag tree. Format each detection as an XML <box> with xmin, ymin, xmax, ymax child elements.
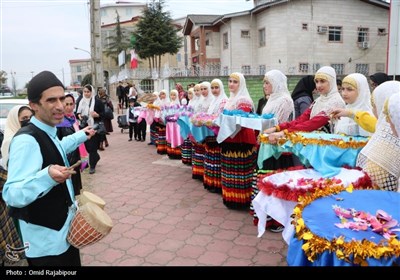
<box><xmin>0</xmin><ymin>70</ymin><xmax>8</xmax><ymax>86</ymax></box>
<box><xmin>104</xmin><ymin>10</ymin><xmax>132</xmax><ymax>65</ymax></box>
<box><xmin>81</xmin><ymin>74</ymin><xmax>92</xmax><ymax>87</ymax></box>
<box><xmin>133</xmin><ymin>0</ymin><xmax>182</xmax><ymax>77</ymax></box>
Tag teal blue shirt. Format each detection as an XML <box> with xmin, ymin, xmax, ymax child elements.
<box><xmin>2</xmin><ymin>116</ymin><xmax>87</xmax><ymax>258</ymax></box>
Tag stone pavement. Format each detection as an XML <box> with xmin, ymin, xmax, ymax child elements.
<box><xmin>79</xmin><ymin>117</ymin><xmax>288</xmax><ymax>266</ymax></box>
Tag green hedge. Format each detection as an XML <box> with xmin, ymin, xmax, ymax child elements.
<box><xmin>172</xmin><ymin>75</ymin><xmax>304</xmax><ymax>103</ymax></box>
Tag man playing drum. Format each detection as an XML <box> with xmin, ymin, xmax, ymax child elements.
<box><xmin>2</xmin><ymin>71</ymin><xmax>96</xmax><ymax>266</ymax></box>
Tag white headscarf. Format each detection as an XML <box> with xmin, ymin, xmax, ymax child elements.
<box><xmin>261</xmin><ymin>70</ymin><xmax>294</xmax><ymax>123</ymax></box>
<box><xmin>207</xmin><ymin>79</ymin><xmax>228</xmax><ymax>115</ymax></box>
<box><xmin>387</xmin><ymin>93</ymin><xmax>400</xmax><ymax>136</ymax></box>
<box><xmin>168</xmin><ymin>89</ymin><xmax>180</xmax><ymax>105</ymax></box>
<box><xmin>189</xmin><ymin>84</ymin><xmax>202</xmax><ymax>112</ymax></box>
<box><xmin>334</xmin><ymin>73</ymin><xmax>373</xmax><ymax>136</ymax></box>
<box><xmin>311</xmin><ymin>66</ymin><xmax>345</xmax><ymax>118</ymax></box>
<box><xmin>1</xmin><ymin>105</ymin><xmax>32</xmax><ymax>169</ymax></box>
<box><xmin>372</xmin><ymin>81</ymin><xmax>400</xmax><ymax>121</ymax></box>
<box><xmin>153</xmin><ymin>89</ymin><xmax>170</xmax><ymax>107</ymax></box>
<box><xmin>223</xmin><ymin>72</ymin><xmax>255</xmax><ymax>112</ymax></box>
<box><xmin>196</xmin><ymin>81</ymin><xmax>214</xmax><ymax>112</ymax></box>
<box><xmin>76</xmin><ymin>84</ymin><xmax>96</xmax><ymax>126</ymax></box>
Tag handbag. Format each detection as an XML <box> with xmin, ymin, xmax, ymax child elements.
<box><xmin>104</xmin><ymin>103</ymin><xmax>114</xmax><ymax>120</ymax></box>
<box><xmin>93</xmin><ymin>121</ymin><xmax>107</xmax><ymax>135</ymax></box>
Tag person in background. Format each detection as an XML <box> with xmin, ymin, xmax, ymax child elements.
<box><xmin>1</xmin><ymin>105</ymin><xmax>33</xmax><ymax>169</ymax></box>
<box><xmin>56</xmin><ymin>93</ymin><xmax>88</xmax><ymax>196</ymax></box>
<box><xmin>0</xmin><ymin>105</ymin><xmax>33</xmax><ymax>266</ymax></box>
<box><xmin>336</xmin><ymin>78</ymin><xmax>343</xmax><ymax>95</ymax></box>
<box><xmin>291</xmin><ymin>75</ymin><xmax>315</xmax><ymax>119</ymax></box>
<box><xmin>127</xmin><ymin>98</ymin><xmax>140</xmax><ymax>141</ymax></box>
<box><xmin>98</xmin><ymin>88</ymin><xmax>113</xmax><ymax>150</ymax></box>
<box><xmin>2</xmin><ymin>70</ymin><xmax>95</xmax><ymax>266</ymax></box>
<box><xmin>76</xmin><ymin>84</ymin><xmax>104</xmax><ymax>174</ymax></box>
<box><xmin>256</xmin><ymin>90</ymin><xmax>270</xmax><ymax>116</ymax></box>
<box><xmin>369</xmin><ymin>72</ymin><xmax>389</xmax><ymax>91</ymax></box>
<box><xmin>116</xmin><ymin>81</ymin><xmax>124</xmax><ymax>111</ymax></box>
<box><xmin>176</xmin><ymin>83</ymin><xmax>188</xmax><ymax>104</ymax></box>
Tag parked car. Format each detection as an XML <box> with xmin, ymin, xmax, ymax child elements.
<box><xmin>0</xmin><ymin>98</ymin><xmax>29</xmax><ymax>133</ymax></box>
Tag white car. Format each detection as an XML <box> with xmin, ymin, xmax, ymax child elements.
<box><xmin>0</xmin><ymin>98</ymin><xmax>30</xmax><ymax>133</ymax></box>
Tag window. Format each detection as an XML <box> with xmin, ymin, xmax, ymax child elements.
<box><xmin>312</xmin><ymin>63</ymin><xmax>321</xmax><ymax>73</ymax></box>
<box><xmin>223</xmin><ymin>66</ymin><xmax>229</xmax><ymax>76</ymax></box>
<box><xmin>355</xmin><ymin>64</ymin><xmax>369</xmax><ymax>76</ymax></box>
<box><xmin>302</xmin><ymin>23</ymin><xmax>308</xmax><ymax>31</ymax></box>
<box><xmin>194</xmin><ymin>38</ymin><xmax>200</xmax><ymax>51</ymax></box>
<box><xmin>242</xmin><ymin>65</ymin><xmax>251</xmax><ymax>75</ymax></box>
<box><xmin>176</xmin><ymin>53</ymin><xmax>181</xmax><ymax>62</ymax></box>
<box><xmin>259</xmin><ymin>65</ymin><xmax>266</xmax><ymax>75</ymax></box>
<box><xmin>357</xmin><ymin>27</ymin><xmax>369</xmax><ymax>43</ymax></box>
<box><xmin>77</xmin><ymin>75</ymin><xmax>82</xmax><ymax>83</ymax></box>
<box><xmin>223</xmin><ymin>33</ymin><xmax>229</xmax><ymax>49</ymax></box>
<box><xmin>331</xmin><ymin>64</ymin><xmax>344</xmax><ymax>75</ymax></box>
<box><xmin>328</xmin><ymin>26</ymin><xmax>342</xmax><ymax>42</ymax></box>
<box><xmin>259</xmin><ymin>28</ymin><xmax>266</xmax><ymax>47</ymax></box>
<box><xmin>241</xmin><ymin>30</ymin><xmax>250</xmax><ymax>38</ymax></box>
<box><xmin>376</xmin><ymin>63</ymin><xmax>385</xmax><ymax>72</ymax></box>
<box><xmin>76</xmin><ymin>66</ymin><xmax>82</xmax><ymax>72</ymax></box>
<box><xmin>205</xmin><ymin>32</ymin><xmax>211</xmax><ymax>46</ymax></box>
<box><xmin>378</xmin><ymin>28</ymin><xmax>386</xmax><ymax>36</ymax></box>
<box><xmin>299</xmin><ymin>63</ymin><xmax>309</xmax><ymax>73</ymax></box>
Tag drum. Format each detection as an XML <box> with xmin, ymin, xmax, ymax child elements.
<box><xmin>79</xmin><ymin>191</ymin><xmax>106</xmax><ymax>209</ymax></box>
<box><xmin>67</xmin><ymin>201</ymin><xmax>113</xmax><ymax>249</ymax></box>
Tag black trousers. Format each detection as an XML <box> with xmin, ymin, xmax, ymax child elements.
<box><xmin>27</xmin><ymin>245</ymin><xmax>81</xmax><ymax>266</ymax></box>
<box><xmin>84</xmin><ymin>134</ymin><xmax>101</xmax><ymax>169</ymax></box>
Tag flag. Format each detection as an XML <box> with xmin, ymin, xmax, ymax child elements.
<box><xmin>130</xmin><ymin>49</ymin><xmax>138</xmax><ymax>69</ymax></box>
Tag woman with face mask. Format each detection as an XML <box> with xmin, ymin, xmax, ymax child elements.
<box><xmin>1</xmin><ymin>105</ymin><xmax>33</xmax><ymax>170</ymax></box>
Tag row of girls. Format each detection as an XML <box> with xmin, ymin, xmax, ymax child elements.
<box><xmin>259</xmin><ymin>66</ymin><xmax>400</xmax><ymax>232</ymax></box>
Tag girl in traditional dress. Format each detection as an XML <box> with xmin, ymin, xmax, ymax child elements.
<box><xmin>220</xmin><ymin>72</ymin><xmax>257</xmax><ymax>209</ymax></box>
<box><xmin>333</xmin><ymin>73</ymin><xmax>373</xmax><ymax>137</ymax></box>
<box><xmin>265</xmin><ymin>66</ymin><xmax>345</xmax><ymax>143</ymax></box>
<box><xmin>356</xmin><ymin>81</ymin><xmax>400</xmax><ymax>191</ymax></box>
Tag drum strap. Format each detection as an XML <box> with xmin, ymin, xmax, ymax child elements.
<box><xmin>8</xmin><ymin>123</ymin><xmax>73</xmax><ymax>231</ymax></box>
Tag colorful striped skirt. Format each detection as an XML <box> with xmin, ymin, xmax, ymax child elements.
<box><xmin>181</xmin><ymin>138</ymin><xmax>192</xmax><ymax>165</ymax></box>
<box><xmin>191</xmin><ymin>141</ymin><xmax>205</xmax><ymax>181</ymax></box>
<box><xmin>203</xmin><ymin>136</ymin><xmax>222</xmax><ymax>194</ymax></box>
<box><xmin>220</xmin><ymin>142</ymin><xmax>257</xmax><ymax>210</ymax></box>
<box><xmin>156</xmin><ymin>125</ymin><xmax>167</xmax><ymax>155</ymax></box>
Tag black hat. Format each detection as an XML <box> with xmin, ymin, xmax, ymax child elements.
<box><xmin>28</xmin><ymin>71</ymin><xmax>64</xmax><ymax>101</ymax></box>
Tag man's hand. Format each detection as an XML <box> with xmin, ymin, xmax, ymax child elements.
<box><xmin>82</xmin><ymin>126</ymin><xmax>96</xmax><ymax>139</ymax></box>
<box><xmin>48</xmin><ymin>164</ymin><xmax>75</xmax><ymax>183</ymax></box>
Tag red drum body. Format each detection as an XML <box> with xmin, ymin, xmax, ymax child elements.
<box><xmin>67</xmin><ymin>201</ymin><xmax>113</xmax><ymax>249</ymax></box>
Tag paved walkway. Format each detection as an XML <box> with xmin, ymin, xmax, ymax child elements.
<box><xmin>79</xmin><ymin>117</ymin><xmax>288</xmax><ymax>266</ymax></box>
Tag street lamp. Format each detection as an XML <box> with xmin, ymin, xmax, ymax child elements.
<box><xmin>74</xmin><ymin>47</ymin><xmax>96</xmax><ymax>90</ymax></box>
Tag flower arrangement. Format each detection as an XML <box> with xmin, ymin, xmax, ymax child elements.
<box><xmin>333</xmin><ymin>206</ymin><xmax>400</xmax><ymax>240</ymax></box>
<box><xmin>190</xmin><ymin>112</ymin><xmax>217</xmax><ymax>127</ymax></box>
<box><xmin>292</xmin><ymin>186</ymin><xmax>400</xmax><ymax>266</ymax></box>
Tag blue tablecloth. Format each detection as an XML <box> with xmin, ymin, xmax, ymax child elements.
<box><xmin>258</xmin><ymin>132</ymin><xmax>368</xmax><ymax>177</ymax></box>
<box><xmin>287</xmin><ymin>190</ymin><xmax>400</xmax><ymax>266</ymax></box>
<box><xmin>177</xmin><ymin>115</ymin><xmax>215</xmax><ymax>143</ymax></box>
